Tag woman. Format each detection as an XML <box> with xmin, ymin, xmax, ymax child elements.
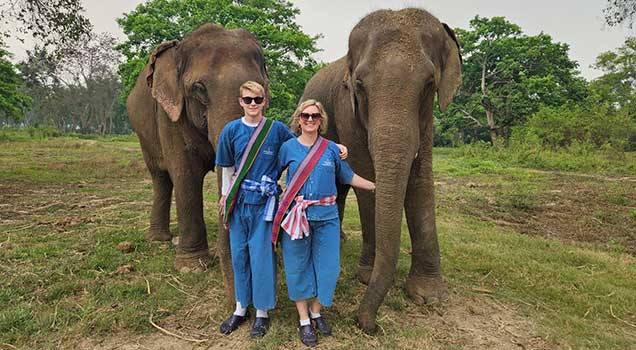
<box><xmin>274</xmin><ymin>99</ymin><xmax>375</xmax><ymax>346</ymax></box>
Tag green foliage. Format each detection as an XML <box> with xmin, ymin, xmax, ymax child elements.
<box><xmin>116</xmin><ymin>0</ymin><xmax>320</xmax><ymax>119</ymax></box>
<box><xmin>0</xmin><ymin>0</ymin><xmax>92</xmax><ymax>49</ymax></box>
<box><xmin>451</xmin><ymin>139</ymin><xmax>636</xmax><ymax>175</ymax></box>
<box><xmin>0</xmin><ymin>45</ymin><xmax>32</xmax><ymax>122</ymax></box>
<box><xmin>512</xmin><ymin>100</ymin><xmax>636</xmax><ymax>151</ymax></box>
<box><xmin>592</xmin><ymin>36</ymin><xmax>636</xmax><ymax>115</ymax></box>
<box><xmin>15</xmin><ymin>35</ymin><xmax>127</xmax><ymax>134</ymax></box>
<box><xmin>604</xmin><ymin>0</ymin><xmax>636</xmax><ymax>28</ymax></box>
<box><xmin>437</xmin><ymin>16</ymin><xmax>586</xmax><ymax>144</ymax></box>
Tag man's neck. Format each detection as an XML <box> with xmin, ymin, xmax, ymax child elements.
<box><xmin>243</xmin><ymin>114</ymin><xmax>263</xmax><ymax>125</ymax></box>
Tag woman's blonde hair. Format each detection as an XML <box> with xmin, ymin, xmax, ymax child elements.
<box><xmin>290</xmin><ymin>99</ymin><xmax>329</xmax><ymax>135</ymax></box>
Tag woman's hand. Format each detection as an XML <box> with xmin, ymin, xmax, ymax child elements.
<box><xmin>350</xmin><ymin>174</ymin><xmax>375</xmax><ymax>192</ymax></box>
<box><xmin>336</xmin><ymin>143</ymin><xmax>348</xmax><ymax>160</ymax></box>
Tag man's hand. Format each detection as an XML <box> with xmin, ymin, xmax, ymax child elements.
<box><xmin>219</xmin><ymin>195</ymin><xmax>229</xmax><ymax>230</ymax></box>
<box><xmin>336</xmin><ymin>143</ymin><xmax>348</xmax><ymax>160</ymax></box>
<box><xmin>218</xmin><ymin>195</ymin><xmax>226</xmax><ymax>216</ymax></box>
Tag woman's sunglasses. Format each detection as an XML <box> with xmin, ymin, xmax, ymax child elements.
<box><xmin>241</xmin><ymin>96</ymin><xmax>264</xmax><ymax>105</ymax></box>
<box><xmin>299</xmin><ymin>113</ymin><xmax>322</xmax><ymax>121</ymax></box>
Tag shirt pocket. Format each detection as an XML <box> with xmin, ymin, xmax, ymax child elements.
<box><xmin>314</xmin><ymin>158</ymin><xmax>336</xmax><ymax>197</ymax></box>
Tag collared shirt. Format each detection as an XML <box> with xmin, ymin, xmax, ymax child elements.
<box><xmin>277</xmin><ymin>138</ymin><xmax>354</xmax><ymax>221</ymax></box>
<box><xmin>216</xmin><ymin>117</ymin><xmax>294</xmax><ymax>204</ymax></box>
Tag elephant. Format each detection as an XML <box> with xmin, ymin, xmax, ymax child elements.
<box><xmin>301</xmin><ymin>8</ymin><xmax>462</xmax><ymax>332</ymax></box>
<box><xmin>127</xmin><ymin>24</ymin><xmax>268</xmax><ymax>299</ymax></box>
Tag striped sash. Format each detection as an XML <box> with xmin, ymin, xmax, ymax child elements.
<box><xmin>271</xmin><ymin>137</ymin><xmax>329</xmax><ymax>246</ymax></box>
<box><xmin>281</xmin><ymin>194</ymin><xmax>337</xmax><ymax>239</ymax></box>
<box><xmin>222</xmin><ymin>117</ymin><xmax>274</xmax><ymax>224</ymax></box>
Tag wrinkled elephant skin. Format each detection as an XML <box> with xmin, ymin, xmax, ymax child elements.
<box><xmin>127</xmin><ymin>23</ymin><xmax>268</xmax><ymax>301</ymax></box>
<box><xmin>302</xmin><ymin>9</ymin><xmax>461</xmax><ymax>333</ymax></box>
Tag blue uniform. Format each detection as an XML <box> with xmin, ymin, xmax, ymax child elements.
<box><xmin>277</xmin><ymin>138</ymin><xmax>354</xmax><ymax>306</ymax></box>
<box><xmin>216</xmin><ymin>118</ymin><xmax>294</xmax><ymax>310</ymax></box>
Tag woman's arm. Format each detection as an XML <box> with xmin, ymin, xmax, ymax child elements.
<box><xmin>349</xmin><ymin>174</ymin><xmax>375</xmax><ymax>192</ymax></box>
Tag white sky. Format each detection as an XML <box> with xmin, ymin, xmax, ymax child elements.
<box><xmin>5</xmin><ymin>0</ymin><xmax>633</xmax><ymax>80</ymax></box>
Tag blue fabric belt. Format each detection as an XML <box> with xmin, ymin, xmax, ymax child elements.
<box><xmin>240</xmin><ymin>175</ymin><xmax>281</xmax><ymax>221</ymax></box>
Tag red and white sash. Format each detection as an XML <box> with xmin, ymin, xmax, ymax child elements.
<box><xmin>281</xmin><ymin>194</ymin><xmax>337</xmax><ymax>240</ymax></box>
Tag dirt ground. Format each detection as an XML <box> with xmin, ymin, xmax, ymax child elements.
<box><xmin>79</xmin><ymin>295</ymin><xmax>555</xmax><ymax>350</ymax></box>
<box><xmin>436</xmin><ymin>169</ymin><xmax>636</xmax><ymax>256</ymax></box>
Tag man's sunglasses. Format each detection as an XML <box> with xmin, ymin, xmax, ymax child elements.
<box><xmin>299</xmin><ymin>113</ymin><xmax>322</xmax><ymax>121</ymax></box>
<box><xmin>241</xmin><ymin>96</ymin><xmax>265</xmax><ymax>105</ymax></box>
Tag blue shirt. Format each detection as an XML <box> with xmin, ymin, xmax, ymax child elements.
<box><xmin>278</xmin><ymin>138</ymin><xmax>354</xmax><ymax>221</ymax></box>
<box><xmin>216</xmin><ymin>118</ymin><xmax>294</xmax><ymax>204</ymax></box>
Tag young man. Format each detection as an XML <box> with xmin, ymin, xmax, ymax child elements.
<box><xmin>215</xmin><ymin>81</ymin><xmax>347</xmax><ymax>338</ymax></box>
<box><xmin>216</xmin><ymin>81</ymin><xmax>291</xmax><ymax>338</ymax></box>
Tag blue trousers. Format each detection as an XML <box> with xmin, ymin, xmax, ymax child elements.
<box><xmin>280</xmin><ymin>218</ymin><xmax>340</xmax><ymax>307</ymax></box>
<box><xmin>229</xmin><ymin>200</ymin><xmax>276</xmax><ymax>310</ymax></box>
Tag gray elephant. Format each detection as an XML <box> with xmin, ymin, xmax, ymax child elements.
<box><xmin>301</xmin><ymin>8</ymin><xmax>462</xmax><ymax>332</ymax></box>
<box><xmin>127</xmin><ymin>24</ymin><xmax>268</xmax><ymax>298</ymax></box>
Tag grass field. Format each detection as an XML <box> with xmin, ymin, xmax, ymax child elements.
<box><xmin>1</xmin><ymin>134</ymin><xmax>635</xmax><ymax>349</ymax></box>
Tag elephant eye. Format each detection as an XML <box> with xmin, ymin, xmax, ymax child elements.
<box><xmin>192</xmin><ymin>82</ymin><xmax>209</xmax><ymax>106</ymax></box>
<box><xmin>355</xmin><ymin>79</ymin><xmax>365</xmax><ymax>93</ymax></box>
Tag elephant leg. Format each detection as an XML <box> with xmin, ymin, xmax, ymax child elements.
<box><xmin>353</xmin><ymin>188</ymin><xmax>375</xmax><ymax>285</ymax></box>
<box><xmin>336</xmin><ymin>183</ymin><xmax>350</xmax><ymax>241</ymax></box>
<box><xmin>146</xmin><ymin>170</ymin><xmax>173</xmax><ymax>241</ymax></box>
<box><xmin>403</xmin><ymin>123</ymin><xmax>447</xmax><ymax>304</ymax></box>
<box><xmin>216</xmin><ymin>171</ymin><xmax>235</xmax><ymax>307</ymax></box>
<box><xmin>172</xmin><ymin>165</ymin><xmax>212</xmax><ymax>272</ymax></box>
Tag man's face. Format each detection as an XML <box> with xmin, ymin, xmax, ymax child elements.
<box><xmin>239</xmin><ymin>89</ymin><xmax>266</xmax><ymax>119</ymax></box>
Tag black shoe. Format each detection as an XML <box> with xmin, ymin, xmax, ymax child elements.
<box><xmin>312</xmin><ymin>316</ymin><xmax>332</xmax><ymax>336</ymax></box>
<box><xmin>298</xmin><ymin>324</ymin><xmax>318</xmax><ymax>347</ymax></box>
<box><xmin>250</xmin><ymin>317</ymin><xmax>270</xmax><ymax>338</ymax></box>
<box><xmin>219</xmin><ymin>311</ymin><xmax>250</xmax><ymax>335</ymax></box>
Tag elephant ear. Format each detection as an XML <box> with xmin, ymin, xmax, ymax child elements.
<box><xmin>146</xmin><ymin>40</ymin><xmax>183</xmax><ymax>122</ymax></box>
<box><xmin>437</xmin><ymin>23</ymin><xmax>462</xmax><ymax>112</ymax></box>
<box><xmin>343</xmin><ymin>58</ymin><xmax>368</xmax><ymax>129</ymax></box>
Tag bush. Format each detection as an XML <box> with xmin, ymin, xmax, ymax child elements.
<box><xmin>511</xmin><ymin>104</ymin><xmax>636</xmax><ymax>151</ymax></box>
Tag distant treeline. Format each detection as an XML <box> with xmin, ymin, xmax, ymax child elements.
<box><xmin>1</xmin><ymin>0</ymin><xmax>635</xmax><ymax>151</ymax></box>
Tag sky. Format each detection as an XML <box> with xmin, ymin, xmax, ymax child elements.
<box><xmin>5</xmin><ymin>0</ymin><xmax>633</xmax><ymax>80</ymax></box>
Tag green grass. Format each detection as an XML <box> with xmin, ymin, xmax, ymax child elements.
<box><xmin>444</xmin><ymin>142</ymin><xmax>636</xmax><ymax>176</ymax></box>
<box><xmin>1</xmin><ymin>134</ymin><xmax>635</xmax><ymax>349</ymax></box>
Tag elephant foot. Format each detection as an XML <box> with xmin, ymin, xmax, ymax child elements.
<box><xmin>356</xmin><ymin>308</ymin><xmax>378</xmax><ymax>334</ymax></box>
<box><xmin>404</xmin><ymin>274</ymin><xmax>448</xmax><ymax>305</ymax></box>
<box><xmin>146</xmin><ymin>225</ymin><xmax>172</xmax><ymax>242</ymax></box>
<box><xmin>356</xmin><ymin>265</ymin><xmax>373</xmax><ymax>285</ymax></box>
<box><xmin>175</xmin><ymin>249</ymin><xmax>213</xmax><ymax>273</ymax></box>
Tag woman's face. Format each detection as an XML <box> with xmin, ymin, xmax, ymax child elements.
<box><xmin>298</xmin><ymin>105</ymin><xmax>322</xmax><ymax>135</ymax></box>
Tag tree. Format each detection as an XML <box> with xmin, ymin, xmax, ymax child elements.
<box><xmin>438</xmin><ymin>16</ymin><xmax>586</xmax><ymax>145</ymax></box>
<box><xmin>116</xmin><ymin>0</ymin><xmax>320</xmax><ymax>119</ymax></box>
<box><xmin>0</xmin><ymin>42</ymin><xmax>31</xmax><ymax>124</ymax></box>
<box><xmin>0</xmin><ymin>0</ymin><xmax>92</xmax><ymax>49</ymax></box>
<box><xmin>17</xmin><ymin>33</ymin><xmax>125</xmax><ymax>133</ymax></box>
<box><xmin>591</xmin><ymin>36</ymin><xmax>636</xmax><ymax>115</ymax></box>
<box><xmin>17</xmin><ymin>45</ymin><xmax>59</xmax><ymax>126</ymax></box>
<box><xmin>56</xmin><ymin>33</ymin><xmax>123</xmax><ymax>133</ymax></box>
<box><xmin>604</xmin><ymin>0</ymin><xmax>636</xmax><ymax>28</ymax></box>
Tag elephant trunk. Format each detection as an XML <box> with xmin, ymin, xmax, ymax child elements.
<box><xmin>358</xmin><ymin>101</ymin><xmax>420</xmax><ymax>330</ymax></box>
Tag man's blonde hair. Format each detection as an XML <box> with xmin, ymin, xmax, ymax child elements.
<box><xmin>239</xmin><ymin>81</ymin><xmax>265</xmax><ymax>97</ymax></box>
<box><xmin>290</xmin><ymin>99</ymin><xmax>329</xmax><ymax>135</ymax></box>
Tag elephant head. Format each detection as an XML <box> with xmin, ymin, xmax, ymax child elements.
<box><xmin>146</xmin><ymin>24</ymin><xmax>269</xmax><ymax>149</ymax></box>
<box><xmin>343</xmin><ymin>9</ymin><xmax>461</xmax><ymax>330</ymax></box>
